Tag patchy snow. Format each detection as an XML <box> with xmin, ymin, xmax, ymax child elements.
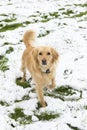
<box><xmin>0</xmin><ymin>0</ymin><xmax>87</xmax><ymax>130</ymax></box>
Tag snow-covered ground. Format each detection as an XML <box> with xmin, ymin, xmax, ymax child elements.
<box><xmin>0</xmin><ymin>0</ymin><xmax>87</xmax><ymax>130</ymax></box>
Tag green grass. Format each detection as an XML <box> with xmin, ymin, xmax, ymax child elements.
<box><xmin>0</xmin><ymin>101</ymin><xmax>9</xmax><ymax>106</ymax></box>
<box><xmin>49</xmin><ymin>12</ymin><xmax>59</xmax><ymax>18</ymax></box>
<box><xmin>0</xmin><ymin>18</ymin><xmax>16</xmax><ymax>23</ymax></box>
<box><xmin>16</xmin><ymin>77</ymin><xmax>31</xmax><ymax>88</ymax></box>
<box><xmin>45</xmin><ymin>85</ymin><xmax>82</xmax><ymax>101</ymax></box>
<box><xmin>35</xmin><ymin>111</ymin><xmax>60</xmax><ymax>121</ymax></box>
<box><xmin>45</xmin><ymin>91</ymin><xmax>64</xmax><ymax>101</ymax></box>
<box><xmin>62</xmin><ymin>9</ymin><xmax>74</xmax><ymax>16</ymax></box>
<box><xmin>41</xmin><ymin>14</ymin><xmax>48</xmax><ymax>19</ymax></box>
<box><xmin>10</xmin><ymin>108</ymin><xmax>25</xmax><ymax>120</ymax></box>
<box><xmin>59</xmin><ymin>8</ymin><xmax>65</xmax><ymax>11</ymax></box>
<box><xmin>6</xmin><ymin>47</ymin><xmax>14</xmax><ymax>54</ymax></box>
<box><xmin>3</xmin><ymin>42</ymin><xmax>11</xmax><ymax>46</ymax></box>
<box><xmin>0</xmin><ymin>14</ymin><xmax>8</xmax><ymax>17</ymax></box>
<box><xmin>40</xmin><ymin>12</ymin><xmax>59</xmax><ymax>23</ymax></box>
<box><xmin>67</xmin><ymin>123</ymin><xmax>81</xmax><ymax>130</ymax></box>
<box><xmin>40</xmin><ymin>19</ymin><xmax>50</xmax><ymax>23</ymax></box>
<box><xmin>53</xmin><ymin>86</ymin><xmax>76</xmax><ymax>96</ymax></box>
<box><xmin>84</xmin><ymin>105</ymin><xmax>87</xmax><ymax>110</ymax></box>
<box><xmin>71</xmin><ymin>11</ymin><xmax>87</xmax><ymax>18</ymax></box>
<box><xmin>36</xmin><ymin>102</ymin><xmax>43</xmax><ymax>109</ymax></box>
<box><xmin>0</xmin><ymin>23</ymin><xmax>24</xmax><ymax>32</ymax></box>
<box><xmin>0</xmin><ymin>55</ymin><xmax>9</xmax><ymax>72</ymax></box>
<box><xmin>22</xmin><ymin>94</ymin><xmax>30</xmax><ymax>100</ymax></box>
<box><xmin>10</xmin><ymin>108</ymin><xmax>59</xmax><ymax>124</ymax></box>
<box><xmin>74</xmin><ymin>3</ymin><xmax>87</xmax><ymax>7</ymax></box>
<box><xmin>24</xmin><ymin>21</ymin><xmax>32</xmax><ymax>25</ymax></box>
<box><xmin>15</xmin><ymin>94</ymin><xmax>30</xmax><ymax>103</ymax></box>
<box><xmin>23</xmin><ymin>11</ymin><xmax>60</xmax><ymax>24</ymax></box>
<box><xmin>10</xmin><ymin>108</ymin><xmax>32</xmax><ymax>125</ymax></box>
<box><xmin>0</xmin><ymin>24</ymin><xmax>3</xmax><ymax>27</ymax></box>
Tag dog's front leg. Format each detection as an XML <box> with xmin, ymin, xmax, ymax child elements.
<box><xmin>36</xmin><ymin>86</ymin><xmax>47</xmax><ymax>107</ymax></box>
<box><xmin>48</xmin><ymin>78</ymin><xmax>56</xmax><ymax>90</ymax></box>
<box><xmin>20</xmin><ymin>60</ymin><xmax>26</xmax><ymax>82</ymax></box>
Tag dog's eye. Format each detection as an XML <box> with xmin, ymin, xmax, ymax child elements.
<box><xmin>47</xmin><ymin>52</ymin><xmax>50</xmax><ymax>55</ymax></box>
<box><xmin>39</xmin><ymin>52</ymin><xmax>42</xmax><ymax>55</ymax></box>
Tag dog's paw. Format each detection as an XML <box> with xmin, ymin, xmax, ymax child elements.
<box><xmin>41</xmin><ymin>101</ymin><xmax>48</xmax><ymax>107</ymax></box>
<box><xmin>48</xmin><ymin>83</ymin><xmax>56</xmax><ymax>90</ymax></box>
<box><xmin>37</xmin><ymin>101</ymin><xmax>48</xmax><ymax>109</ymax></box>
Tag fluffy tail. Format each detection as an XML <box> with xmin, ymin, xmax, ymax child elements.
<box><xmin>23</xmin><ymin>30</ymin><xmax>36</xmax><ymax>48</ymax></box>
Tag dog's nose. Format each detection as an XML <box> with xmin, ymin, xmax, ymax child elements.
<box><xmin>42</xmin><ymin>59</ymin><xmax>47</xmax><ymax>65</ymax></box>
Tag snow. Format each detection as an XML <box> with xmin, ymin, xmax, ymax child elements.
<box><xmin>0</xmin><ymin>0</ymin><xmax>87</xmax><ymax>130</ymax></box>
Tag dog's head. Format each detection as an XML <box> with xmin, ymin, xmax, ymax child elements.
<box><xmin>32</xmin><ymin>46</ymin><xmax>59</xmax><ymax>70</ymax></box>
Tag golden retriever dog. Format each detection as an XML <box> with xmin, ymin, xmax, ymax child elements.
<box><xmin>21</xmin><ymin>30</ymin><xmax>59</xmax><ymax>107</ymax></box>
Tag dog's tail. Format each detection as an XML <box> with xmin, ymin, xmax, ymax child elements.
<box><xmin>23</xmin><ymin>30</ymin><xmax>36</xmax><ymax>48</ymax></box>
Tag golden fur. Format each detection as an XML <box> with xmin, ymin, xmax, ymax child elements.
<box><xmin>21</xmin><ymin>30</ymin><xmax>59</xmax><ymax>107</ymax></box>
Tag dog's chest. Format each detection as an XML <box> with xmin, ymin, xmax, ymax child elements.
<box><xmin>41</xmin><ymin>72</ymin><xmax>53</xmax><ymax>85</ymax></box>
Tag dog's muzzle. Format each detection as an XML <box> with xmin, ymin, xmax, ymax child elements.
<box><xmin>42</xmin><ymin>59</ymin><xmax>47</xmax><ymax>65</ymax></box>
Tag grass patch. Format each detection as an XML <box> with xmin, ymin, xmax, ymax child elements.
<box><xmin>10</xmin><ymin>108</ymin><xmax>32</xmax><ymax>125</ymax></box>
<box><xmin>41</xmin><ymin>19</ymin><xmax>50</xmax><ymax>23</ymax></box>
<box><xmin>22</xmin><ymin>94</ymin><xmax>30</xmax><ymax>100</ymax></box>
<box><xmin>45</xmin><ymin>85</ymin><xmax>82</xmax><ymax>101</ymax></box>
<box><xmin>0</xmin><ymin>55</ymin><xmax>9</xmax><ymax>72</ymax></box>
<box><xmin>0</xmin><ymin>13</ymin><xmax>16</xmax><ymax>23</ymax></box>
<box><xmin>72</xmin><ymin>11</ymin><xmax>87</xmax><ymax>18</ymax></box>
<box><xmin>0</xmin><ymin>14</ymin><xmax>8</xmax><ymax>17</ymax></box>
<box><xmin>0</xmin><ymin>24</ymin><xmax>3</xmax><ymax>27</ymax></box>
<box><xmin>40</xmin><ymin>13</ymin><xmax>51</xmax><ymax>23</ymax></box>
<box><xmin>10</xmin><ymin>108</ymin><xmax>25</xmax><ymax>120</ymax></box>
<box><xmin>6</xmin><ymin>47</ymin><xmax>14</xmax><ymax>54</ymax></box>
<box><xmin>0</xmin><ymin>18</ymin><xmax>16</xmax><ymax>23</ymax></box>
<box><xmin>35</xmin><ymin>111</ymin><xmax>59</xmax><ymax>121</ymax></box>
<box><xmin>36</xmin><ymin>102</ymin><xmax>42</xmax><ymax>109</ymax></box>
<box><xmin>62</xmin><ymin>9</ymin><xmax>74</xmax><ymax>16</ymax></box>
<box><xmin>16</xmin><ymin>77</ymin><xmax>31</xmax><ymax>88</ymax></box>
<box><xmin>49</xmin><ymin>12</ymin><xmax>60</xmax><ymax>18</ymax></box>
<box><xmin>59</xmin><ymin>8</ymin><xmax>65</xmax><ymax>11</ymax></box>
<box><xmin>53</xmin><ymin>86</ymin><xmax>76</xmax><ymax>96</ymax></box>
<box><xmin>45</xmin><ymin>91</ymin><xmax>64</xmax><ymax>101</ymax></box>
<box><xmin>0</xmin><ymin>101</ymin><xmax>9</xmax><ymax>106</ymax></box>
<box><xmin>15</xmin><ymin>94</ymin><xmax>30</xmax><ymax>103</ymax></box>
<box><xmin>3</xmin><ymin>42</ymin><xmax>11</xmax><ymax>46</ymax></box>
<box><xmin>24</xmin><ymin>21</ymin><xmax>32</xmax><ymax>25</ymax></box>
<box><xmin>10</xmin><ymin>108</ymin><xmax>59</xmax><ymax>124</ymax></box>
<box><xmin>40</xmin><ymin>12</ymin><xmax>59</xmax><ymax>22</ymax></box>
<box><xmin>74</xmin><ymin>3</ymin><xmax>87</xmax><ymax>7</ymax></box>
<box><xmin>84</xmin><ymin>105</ymin><xmax>87</xmax><ymax>110</ymax></box>
<box><xmin>67</xmin><ymin>123</ymin><xmax>81</xmax><ymax>130</ymax></box>
<box><xmin>0</xmin><ymin>23</ymin><xmax>24</xmax><ymax>32</ymax></box>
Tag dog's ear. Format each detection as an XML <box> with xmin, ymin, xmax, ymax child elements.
<box><xmin>51</xmin><ymin>48</ymin><xmax>59</xmax><ymax>63</ymax></box>
<box><xmin>32</xmin><ymin>48</ymin><xmax>38</xmax><ymax>64</ymax></box>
